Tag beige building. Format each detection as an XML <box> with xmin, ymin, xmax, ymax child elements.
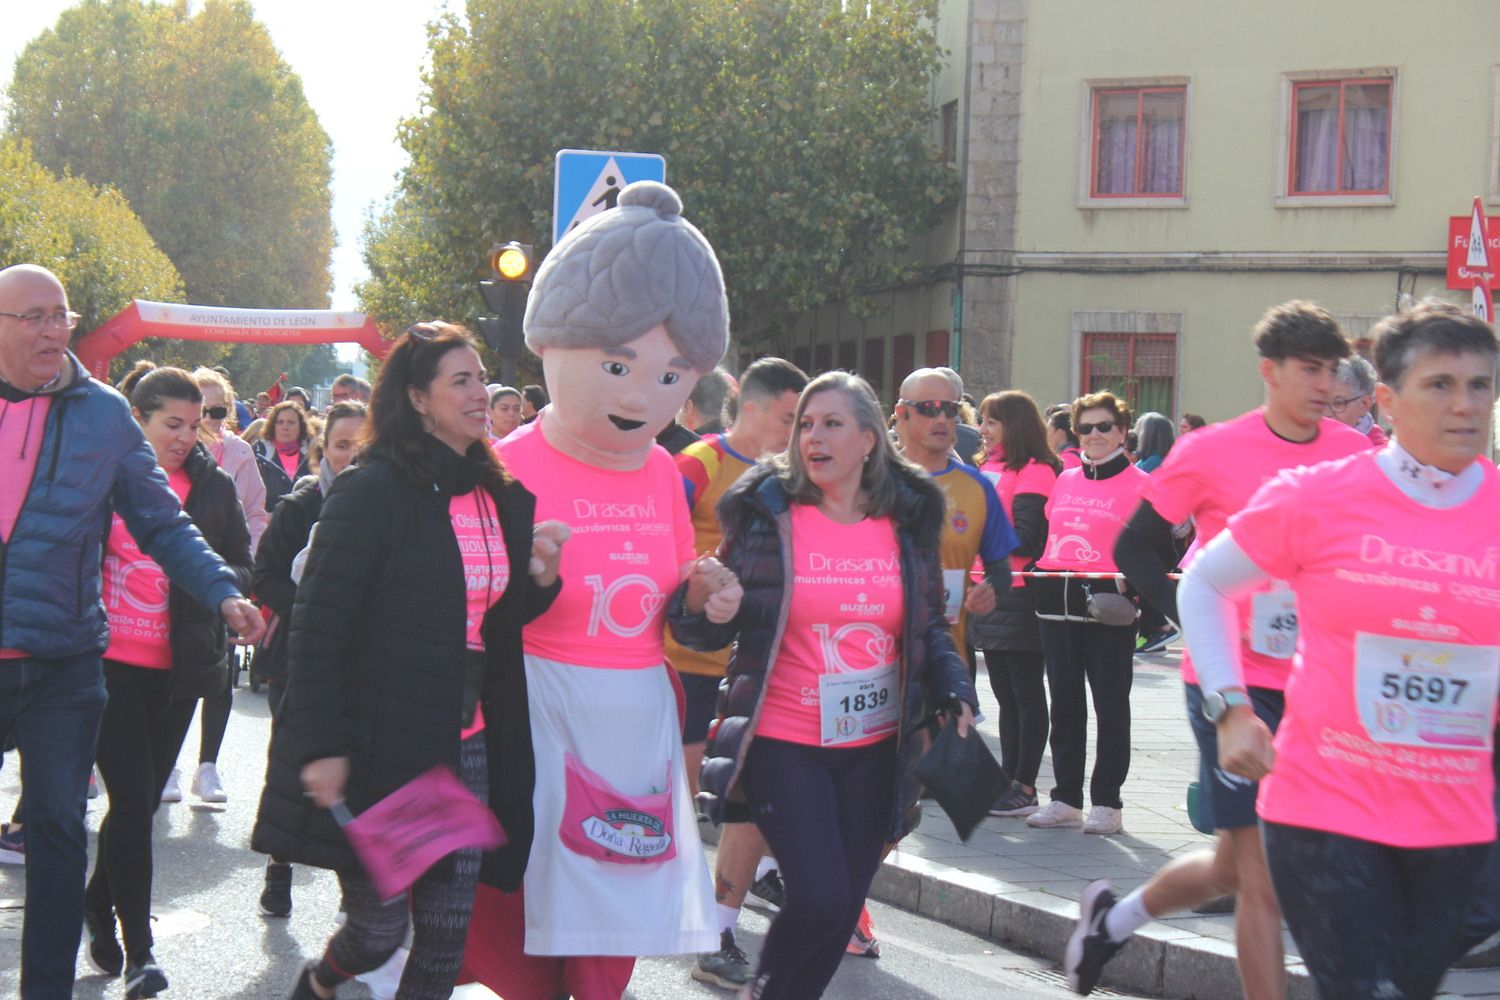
<box><xmin>771</xmin><ymin>0</ymin><xmax>1499</xmax><ymax>421</ymax></box>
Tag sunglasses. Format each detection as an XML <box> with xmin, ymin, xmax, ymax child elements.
<box><xmin>901</xmin><ymin>399</ymin><xmax>960</xmax><ymax>419</ymax></box>
<box><xmin>1076</xmin><ymin>420</ymin><xmax>1117</xmax><ymax>435</ymax></box>
<box><xmin>202</xmin><ymin>406</ymin><xmax>229</xmax><ymax>420</ymax></box>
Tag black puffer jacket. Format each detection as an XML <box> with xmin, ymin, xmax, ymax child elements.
<box><xmin>967</xmin><ymin>487</ymin><xmax>1049</xmax><ymax>653</ymax></box>
<box><xmin>668</xmin><ymin>462</ymin><xmax>977</xmax><ymax>843</ymax></box>
<box><xmin>253</xmin><ymin>438</ymin><xmax>312</xmax><ymax>512</ymax></box>
<box><xmin>251</xmin><ymin>437</ymin><xmax>559</xmax><ymax>890</ymax></box>
<box><xmin>165</xmin><ymin>444</ymin><xmax>254</xmax><ymax>699</ymax></box>
<box><xmin>250</xmin><ymin>474</ymin><xmax>325</xmax><ymax>686</ymax></box>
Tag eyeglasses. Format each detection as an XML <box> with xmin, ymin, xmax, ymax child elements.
<box><xmin>0</xmin><ymin>309</ymin><xmax>81</xmax><ymax>332</ymax></box>
<box><xmin>1076</xmin><ymin>419</ymin><xmax>1117</xmax><ymax>435</ymax></box>
<box><xmin>1328</xmin><ymin>394</ymin><xmax>1370</xmax><ymax>412</ymax></box>
<box><xmin>901</xmin><ymin>399</ymin><xmax>960</xmax><ymax>419</ymax></box>
<box><xmin>203</xmin><ymin>405</ymin><xmax>229</xmax><ymax>420</ymax></box>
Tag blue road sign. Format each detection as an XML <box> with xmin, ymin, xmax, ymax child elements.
<box><xmin>552</xmin><ymin>149</ymin><xmax>667</xmax><ymax>246</ymax></box>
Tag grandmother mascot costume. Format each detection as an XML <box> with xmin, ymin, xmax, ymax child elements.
<box><xmin>458</xmin><ymin>181</ymin><xmax>742</xmax><ymax>999</ymax></box>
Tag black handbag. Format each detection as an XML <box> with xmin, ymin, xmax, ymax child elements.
<box><xmin>913</xmin><ymin>717</ymin><xmax>1011</xmax><ymax>841</ymax></box>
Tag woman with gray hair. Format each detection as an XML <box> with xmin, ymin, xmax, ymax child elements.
<box><xmin>1329</xmin><ymin>355</ymin><xmax>1387</xmax><ymax>446</ymax></box>
<box><xmin>671</xmin><ymin>371</ymin><xmax>978</xmax><ymax>1000</ymax></box>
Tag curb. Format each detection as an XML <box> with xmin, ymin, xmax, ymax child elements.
<box><xmin>865</xmin><ymin>851</ymin><xmax>1319</xmax><ymax>1000</ymax></box>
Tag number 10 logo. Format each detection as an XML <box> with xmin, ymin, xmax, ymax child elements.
<box><xmin>584</xmin><ymin>574</ymin><xmax>666</xmax><ymax>638</ymax></box>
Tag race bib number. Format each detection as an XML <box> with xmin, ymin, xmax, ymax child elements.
<box><xmin>819</xmin><ymin>661</ymin><xmax>899</xmax><ymax>747</ymax></box>
<box><xmin>1354</xmin><ymin>633</ymin><xmax>1499</xmax><ymax>749</ymax></box>
<box><xmin>942</xmin><ymin>569</ymin><xmax>966</xmax><ymax>625</ymax></box>
<box><xmin>1248</xmin><ymin>588</ymin><xmax>1297</xmax><ymax>659</ymax></box>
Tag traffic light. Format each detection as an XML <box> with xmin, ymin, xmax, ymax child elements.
<box><xmin>477</xmin><ymin>242</ymin><xmax>535</xmax><ymax>381</ymax></box>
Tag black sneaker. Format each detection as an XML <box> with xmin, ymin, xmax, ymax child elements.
<box><xmin>692</xmin><ymin>928</ymin><xmax>753</xmax><ymax>989</ymax></box>
<box><xmin>989</xmin><ymin>781</ymin><xmax>1040</xmax><ymax>817</ymax></box>
<box><xmin>1064</xmin><ymin>879</ymin><xmax>1125</xmax><ymax>995</ymax></box>
<box><xmin>286</xmin><ymin>960</ymin><xmax>321</xmax><ymax>1000</ymax></box>
<box><xmin>749</xmin><ymin>870</ymin><xmax>785</xmax><ymax>912</ymax></box>
<box><xmin>124</xmin><ymin>952</ymin><xmax>168</xmax><ymax>999</ymax></box>
<box><xmin>260</xmin><ymin>861</ymin><xmax>293</xmax><ymax>917</ymax></box>
<box><xmin>84</xmin><ymin>908</ymin><xmax>124</xmax><ymax>976</ymax></box>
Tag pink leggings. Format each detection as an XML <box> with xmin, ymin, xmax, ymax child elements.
<box><xmin>458</xmin><ymin>883</ymin><xmax>636</xmax><ymax>1000</ymax></box>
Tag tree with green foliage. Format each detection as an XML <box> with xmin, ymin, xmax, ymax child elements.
<box><xmin>0</xmin><ymin>140</ymin><xmax>220</xmax><ymax>375</ymax></box>
<box><xmin>4</xmin><ymin>0</ymin><xmax>335</xmax><ymax>312</ymax></box>
<box><xmin>357</xmin><ymin>0</ymin><xmax>956</xmax><ymax>350</ymax></box>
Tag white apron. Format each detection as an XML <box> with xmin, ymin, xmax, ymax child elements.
<box><xmin>522</xmin><ymin>654</ymin><xmax>717</xmax><ymax>956</ymax></box>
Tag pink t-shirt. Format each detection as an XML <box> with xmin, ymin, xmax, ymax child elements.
<box><xmin>1229</xmin><ymin>452</ymin><xmax>1500</xmax><ymax>848</ymax></box>
<box><xmin>278</xmin><ymin>447</ymin><xmax>302</xmax><ymax>481</ymax></box>
<box><xmin>1</xmin><ymin>396</ymin><xmax>52</xmax><ymax>657</ymax></box>
<box><xmin>981</xmin><ymin>457</ymin><xmax>1058</xmax><ymax>587</ymax></box>
<box><xmin>450</xmin><ymin>489</ymin><xmax>510</xmax><ymax>652</ymax></box>
<box><xmin>499</xmin><ymin>421</ymin><xmax>694</xmax><ymax>669</ymax></box>
<box><xmin>757</xmin><ymin>505</ymin><xmax>905</xmax><ymax>747</ymax></box>
<box><xmin>0</xmin><ymin>396</ymin><xmax>51</xmax><ymax>544</ymax></box>
<box><xmin>1058</xmin><ymin>446</ymin><xmax>1083</xmax><ymax>471</ymax></box>
<box><xmin>102</xmin><ymin>468</ymin><xmax>192</xmax><ymax>670</ymax></box>
<box><xmin>1035</xmin><ymin>463</ymin><xmax>1148</xmax><ymax>574</ymax></box>
<box><xmin>1145</xmin><ymin>409</ymin><xmax>1371</xmax><ymax>688</ymax></box>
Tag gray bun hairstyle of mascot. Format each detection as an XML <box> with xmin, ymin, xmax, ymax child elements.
<box><xmin>524</xmin><ymin>180</ymin><xmax>729</xmax><ymax>373</ymax></box>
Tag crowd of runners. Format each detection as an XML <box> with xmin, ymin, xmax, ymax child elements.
<box><xmin>2</xmin><ymin>180</ymin><xmax>1499</xmax><ymax>1000</ymax></box>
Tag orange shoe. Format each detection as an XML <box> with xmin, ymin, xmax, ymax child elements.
<box><xmin>846</xmin><ymin>905</ymin><xmax>880</xmax><ymax>958</ymax></box>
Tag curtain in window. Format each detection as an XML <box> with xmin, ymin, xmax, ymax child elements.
<box><xmin>1341</xmin><ymin>83</ymin><xmax>1389</xmax><ymax>191</ymax></box>
<box><xmin>1094</xmin><ymin>92</ymin><xmax>1138</xmax><ymax>195</ymax></box>
<box><xmin>1294</xmin><ymin>84</ymin><xmax>1340</xmax><ymax>192</ymax></box>
<box><xmin>1141</xmin><ymin>92</ymin><xmax>1184</xmax><ymax>194</ymax></box>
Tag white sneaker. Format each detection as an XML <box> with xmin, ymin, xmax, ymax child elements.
<box><xmin>160</xmin><ymin>769</ymin><xmax>182</xmax><ymax>804</ymax></box>
<box><xmin>191</xmin><ymin>762</ymin><xmax>228</xmax><ymax>803</ymax></box>
<box><xmin>357</xmin><ymin>946</ymin><xmax>408</xmax><ymax>1000</ymax></box>
<box><xmin>1083</xmin><ymin>805</ymin><xmax>1123</xmax><ymax>835</ymax></box>
<box><xmin>1026</xmin><ymin>800</ymin><xmax>1083</xmax><ymax>828</ymax></box>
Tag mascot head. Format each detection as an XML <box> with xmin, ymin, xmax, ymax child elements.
<box><xmin>524</xmin><ymin>181</ymin><xmax>729</xmax><ymax>468</ymax></box>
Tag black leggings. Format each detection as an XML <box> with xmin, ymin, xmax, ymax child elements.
<box><xmin>86</xmin><ymin>660</ymin><xmax>197</xmax><ymax>959</ymax></box>
<box><xmin>982</xmin><ymin>647</ymin><xmax>1048</xmax><ymax>788</ymax></box>
<box><xmin>1038</xmin><ymin>619</ymin><xmax>1135</xmax><ymax>810</ymax></box>
<box><xmin>313</xmin><ymin>733</ymin><xmax>487</xmax><ymax>1000</ymax></box>
<box><xmin>197</xmin><ymin>683</ymin><xmax>231</xmax><ymax>765</ymax></box>
<box><xmin>739</xmin><ymin>736</ymin><xmax>896</xmax><ymax>1000</ymax></box>
<box><xmin>1263</xmin><ymin>820</ymin><xmax>1487</xmax><ymax>1000</ymax></box>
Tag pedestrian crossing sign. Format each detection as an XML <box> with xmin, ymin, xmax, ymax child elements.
<box><xmin>552</xmin><ymin>149</ymin><xmax>667</xmax><ymax>246</ymax></box>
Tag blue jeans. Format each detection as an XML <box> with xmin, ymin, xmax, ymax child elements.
<box><xmin>0</xmin><ymin>652</ymin><xmax>108</xmax><ymax>1000</ymax></box>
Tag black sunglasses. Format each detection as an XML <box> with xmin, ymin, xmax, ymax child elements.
<box><xmin>202</xmin><ymin>405</ymin><xmax>229</xmax><ymax>420</ymax></box>
<box><xmin>1076</xmin><ymin>419</ymin><xmax>1117</xmax><ymax>435</ymax></box>
<box><xmin>901</xmin><ymin>399</ymin><xmax>960</xmax><ymax>419</ymax></box>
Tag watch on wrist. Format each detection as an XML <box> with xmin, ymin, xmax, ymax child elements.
<box><xmin>1203</xmin><ymin>689</ymin><xmax>1251</xmax><ymax>723</ymax></box>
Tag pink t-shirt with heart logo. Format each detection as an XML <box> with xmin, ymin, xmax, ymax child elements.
<box><xmin>102</xmin><ymin>468</ymin><xmax>192</xmax><ymax>670</ymax></box>
<box><xmin>756</xmin><ymin>504</ymin><xmax>905</xmax><ymax>747</ymax></box>
<box><xmin>498</xmin><ymin>421</ymin><xmax>695</xmax><ymax>670</ymax></box>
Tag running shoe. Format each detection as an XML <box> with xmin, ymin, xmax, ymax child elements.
<box><xmin>692</xmin><ymin>929</ymin><xmax>753</xmax><ymax>988</ymax></box>
<box><xmin>160</xmin><ymin>768</ymin><xmax>182</xmax><ymax>804</ymax></box>
<box><xmin>0</xmin><ymin>823</ymin><xmax>23</xmax><ymax>864</ymax></box>
<box><xmin>286</xmin><ymin>960</ymin><xmax>321</xmax><ymax>1000</ymax></box>
<box><xmin>356</xmin><ymin>946</ymin><xmax>408</xmax><ymax>1000</ymax></box>
<box><xmin>846</xmin><ymin>905</ymin><xmax>880</xmax><ymax>957</ymax></box>
<box><xmin>737</xmin><ymin>974</ymin><xmax>768</xmax><ymax>1000</ymax></box>
<box><xmin>989</xmin><ymin>781</ymin><xmax>1039</xmax><ymax>817</ymax></box>
<box><xmin>123</xmin><ymin>952</ymin><xmax>168</xmax><ymax>999</ymax></box>
<box><xmin>84</xmin><ymin>909</ymin><xmax>124</xmax><ymax>976</ymax></box>
<box><xmin>1064</xmin><ymin>879</ymin><xmax>1125</xmax><ymax>995</ymax></box>
<box><xmin>260</xmin><ymin>861</ymin><xmax>293</xmax><ymax>917</ymax></box>
<box><xmin>191</xmin><ymin>762</ymin><xmax>228</xmax><ymax>803</ymax></box>
<box><xmin>1026</xmin><ymin>800</ymin><xmax>1083</xmax><ymax>828</ymax></box>
<box><xmin>1082</xmin><ymin>805</ymin><xmax>1123</xmax><ymax>836</ymax></box>
<box><xmin>749</xmin><ymin>869</ymin><xmax>785</xmax><ymax>912</ymax></box>
<box><xmin>1138</xmin><ymin>627</ymin><xmax>1180</xmax><ymax>654</ymax></box>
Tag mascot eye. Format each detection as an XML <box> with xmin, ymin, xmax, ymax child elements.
<box><xmin>601</xmin><ymin>361</ymin><xmax>630</xmax><ymax>377</ymax></box>
<box><xmin>658</xmin><ymin>372</ymin><xmax>681</xmax><ymax>385</ymax></box>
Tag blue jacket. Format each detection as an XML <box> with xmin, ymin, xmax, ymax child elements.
<box><xmin>0</xmin><ymin>354</ymin><xmax>242</xmax><ymax>660</ymax></box>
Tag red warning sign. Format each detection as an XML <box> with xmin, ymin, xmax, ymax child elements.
<box><xmin>1448</xmin><ymin>199</ymin><xmax>1500</xmax><ymax>290</ymax></box>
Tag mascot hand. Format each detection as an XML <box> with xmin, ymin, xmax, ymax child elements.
<box><xmin>530</xmin><ymin>520</ymin><xmax>571</xmax><ymax>586</ymax></box>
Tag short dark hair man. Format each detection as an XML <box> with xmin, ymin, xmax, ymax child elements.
<box><xmin>0</xmin><ymin>264</ymin><xmax>263</xmax><ymax>999</ymax></box>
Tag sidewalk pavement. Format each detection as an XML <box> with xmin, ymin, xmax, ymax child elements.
<box><xmin>865</xmin><ymin>645</ymin><xmax>1500</xmax><ymax>999</ymax></box>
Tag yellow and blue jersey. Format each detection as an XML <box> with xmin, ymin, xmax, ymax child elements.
<box><xmin>932</xmin><ymin>459</ymin><xmax>1019</xmax><ymax>647</ymax></box>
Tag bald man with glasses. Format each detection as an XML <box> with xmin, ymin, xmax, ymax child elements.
<box><xmin>0</xmin><ymin>264</ymin><xmax>263</xmax><ymax>1000</ymax></box>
